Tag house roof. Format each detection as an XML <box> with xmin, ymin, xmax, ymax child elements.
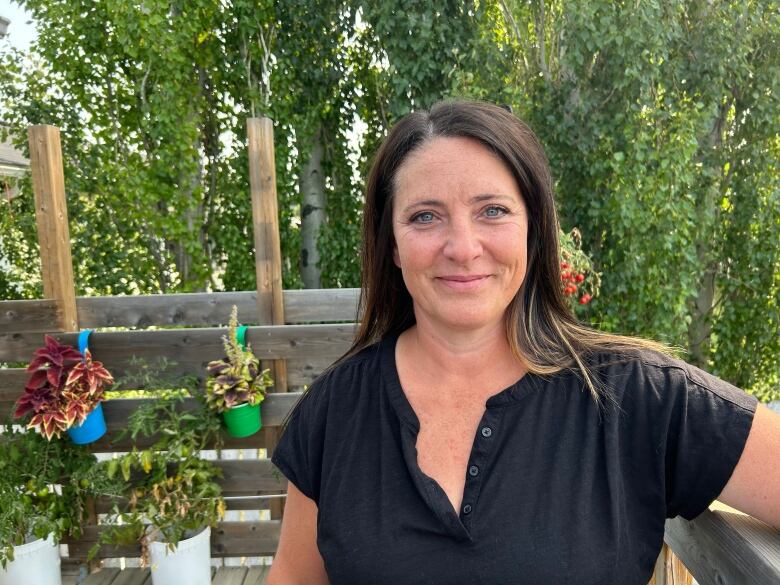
<box><xmin>0</xmin><ymin>132</ymin><xmax>29</xmax><ymax>177</ymax></box>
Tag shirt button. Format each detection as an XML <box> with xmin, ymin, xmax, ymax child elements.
<box><xmin>463</xmin><ymin>504</ymin><xmax>472</xmax><ymax>515</ymax></box>
<box><xmin>481</xmin><ymin>426</ymin><xmax>492</xmax><ymax>437</ymax></box>
<box><xmin>468</xmin><ymin>465</ymin><xmax>479</xmax><ymax>477</ymax></box>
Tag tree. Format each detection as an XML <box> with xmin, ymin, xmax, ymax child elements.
<box><xmin>1</xmin><ymin>0</ymin><xmax>776</xmax><ymax>399</ymax></box>
<box><xmin>498</xmin><ymin>0</ymin><xmax>779</xmax><ymax>399</ymax></box>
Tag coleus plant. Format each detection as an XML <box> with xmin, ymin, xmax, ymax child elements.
<box><xmin>14</xmin><ymin>335</ymin><xmax>114</xmax><ymax>440</ymax></box>
<box><xmin>205</xmin><ymin>306</ymin><xmax>272</xmax><ymax>413</ymax></box>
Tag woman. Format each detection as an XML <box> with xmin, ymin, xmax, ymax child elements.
<box><xmin>268</xmin><ymin>100</ymin><xmax>780</xmax><ymax>584</ymax></box>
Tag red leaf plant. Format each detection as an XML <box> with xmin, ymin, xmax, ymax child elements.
<box><xmin>14</xmin><ymin>335</ymin><xmax>114</xmax><ymax>440</ymax></box>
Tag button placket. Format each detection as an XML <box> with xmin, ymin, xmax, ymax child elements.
<box><xmin>459</xmin><ymin>409</ymin><xmax>504</xmax><ymax>524</ymax></box>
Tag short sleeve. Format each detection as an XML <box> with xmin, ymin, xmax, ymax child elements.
<box><xmin>663</xmin><ymin>362</ymin><xmax>758</xmax><ymax>520</ymax></box>
<box><xmin>271</xmin><ymin>381</ymin><xmax>328</xmax><ymax>505</ymax></box>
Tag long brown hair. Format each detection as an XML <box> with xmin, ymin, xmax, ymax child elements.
<box><xmin>342</xmin><ymin>99</ymin><xmax>680</xmax><ymax>405</ymax></box>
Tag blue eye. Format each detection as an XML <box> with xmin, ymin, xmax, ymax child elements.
<box><xmin>484</xmin><ymin>206</ymin><xmax>507</xmax><ymax>218</ymax></box>
<box><xmin>412</xmin><ymin>211</ymin><xmax>435</xmax><ymax>223</ymax></box>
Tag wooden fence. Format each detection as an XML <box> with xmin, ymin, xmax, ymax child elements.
<box><xmin>1</xmin><ymin>123</ymin><xmax>778</xmax><ymax>583</ymax></box>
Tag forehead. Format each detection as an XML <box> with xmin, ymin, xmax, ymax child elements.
<box><xmin>392</xmin><ymin>136</ymin><xmax>521</xmax><ymax>203</ymax></box>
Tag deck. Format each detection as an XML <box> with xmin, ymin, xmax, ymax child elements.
<box><xmin>63</xmin><ymin>566</ymin><xmax>270</xmax><ymax>585</ymax></box>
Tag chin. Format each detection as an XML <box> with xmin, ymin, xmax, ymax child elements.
<box><xmin>435</xmin><ymin>311</ymin><xmax>505</xmax><ymax>333</ymax></box>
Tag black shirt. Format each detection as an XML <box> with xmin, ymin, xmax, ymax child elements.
<box><xmin>271</xmin><ymin>335</ymin><xmax>757</xmax><ymax>584</ymax></box>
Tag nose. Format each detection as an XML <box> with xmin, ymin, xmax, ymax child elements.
<box><xmin>442</xmin><ymin>217</ymin><xmax>483</xmax><ymax>263</ymax></box>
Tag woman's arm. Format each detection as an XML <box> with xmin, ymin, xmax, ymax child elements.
<box><xmin>267</xmin><ymin>482</ymin><xmax>330</xmax><ymax>585</ymax></box>
<box><xmin>717</xmin><ymin>403</ymin><xmax>780</xmax><ymax>528</ymax></box>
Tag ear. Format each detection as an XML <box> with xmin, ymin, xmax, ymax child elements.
<box><xmin>393</xmin><ymin>244</ymin><xmax>401</xmax><ymax>268</ymax></box>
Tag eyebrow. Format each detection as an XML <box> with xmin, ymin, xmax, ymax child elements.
<box><xmin>401</xmin><ymin>194</ymin><xmax>518</xmax><ymax>214</ymax></box>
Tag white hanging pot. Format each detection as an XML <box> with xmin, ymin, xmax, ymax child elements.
<box><xmin>0</xmin><ymin>534</ymin><xmax>61</xmax><ymax>585</ymax></box>
<box><xmin>149</xmin><ymin>526</ymin><xmax>211</xmax><ymax>585</ymax></box>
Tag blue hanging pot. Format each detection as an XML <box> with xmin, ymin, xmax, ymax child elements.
<box><xmin>67</xmin><ymin>402</ymin><xmax>107</xmax><ymax>445</ymax></box>
<box><xmin>66</xmin><ymin>329</ymin><xmax>107</xmax><ymax>444</ymax></box>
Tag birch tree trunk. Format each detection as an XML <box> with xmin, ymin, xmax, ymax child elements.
<box><xmin>300</xmin><ymin>125</ymin><xmax>325</xmax><ymax>289</ymax></box>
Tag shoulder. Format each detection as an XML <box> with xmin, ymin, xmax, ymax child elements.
<box><xmin>583</xmin><ymin>347</ymin><xmax>756</xmax><ymax>413</ymax></box>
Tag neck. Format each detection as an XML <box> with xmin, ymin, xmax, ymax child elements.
<box><xmin>399</xmin><ymin>320</ymin><xmax>525</xmax><ymax>389</ymax></box>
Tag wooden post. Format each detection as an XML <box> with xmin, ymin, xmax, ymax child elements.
<box><xmin>247</xmin><ymin>117</ymin><xmax>289</xmax><ymax>521</ymax></box>
<box><xmin>27</xmin><ymin>125</ymin><xmax>98</xmax><ymax>573</ymax></box>
<box><xmin>27</xmin><ymin>125</ymin><xmax>78</xmax><ymax>332</ymax></box>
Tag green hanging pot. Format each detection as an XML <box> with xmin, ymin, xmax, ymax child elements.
<box><xmin>222</xmin><ymin>402</ymin><xmax>262</xmax><ymax>438</ymax></box>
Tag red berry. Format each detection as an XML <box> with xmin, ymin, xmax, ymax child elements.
<box><xmin>560</xmin><ymin>262</ymin><xmax>570</xmax><ymax>270</ymax></box>
<box><xmin>579</xmin><ymin>294</ymin><xmax>592</xmax><ymax>304</ymax></box>
<box><xmin>575</xmin><ymin>273</ymin><xmax>585</xmax><ymax>283</ymax></box>
<box><xmin>561</xmin><ymin>271</ymin><xmax>570</xmax><ymax>280</ymax></box>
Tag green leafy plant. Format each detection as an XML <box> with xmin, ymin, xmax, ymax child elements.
<box><xmin>94</xmin><ymin>390</ymin><xmax>225</xmax><ymax>565</ymax></box>
<box><xmin>205</xmin><ymin>306</ymin><xmax>272</xmax><ymax>413</ymax></box>
<box><xmin>14</xmin><ymin>335</ymin><xmax>114</xmax><ymax>440</ymax></box>
<box><xmin>0</xmin><ymin>423</ymin><xmax>124</xmax><ymax>568</ymax></box>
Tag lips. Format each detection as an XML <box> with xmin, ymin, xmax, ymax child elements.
<box><xmin>437</xmin><ymin>275</ymin><xmax>490</xmax><ymax>282</ymax></box>
<box><xmin>435</xmin><ymin>275</ymin><xmax>491</xmax><ymax>290</ymax></box>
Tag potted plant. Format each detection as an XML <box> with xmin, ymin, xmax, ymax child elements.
<box><xmin>206</xmin><ymin>306</ymin><xmax>273</xmax><ymax>438</ymax></box>
<box><xmin>14</xmin><ymin>334</ymin><xmax>113</xmax><ymax>444</ymax></box>
<box><xmin>95</xmin><ymin>391</ymin><xmax>225</xmax><ymax>585</ymax></box>
<box><xmin>0</xmin><ymin>423</ymin><xmax>124</xmax><ymax>584</ymax></box>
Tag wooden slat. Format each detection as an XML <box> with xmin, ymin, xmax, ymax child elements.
<box><xmin>665</xmin><ymin>510</ymin><xmax>780</xmax><ymax>584</ymax></box>
<box><xmin>76</xmin><ymin>289</ymin><xmax>356</xmax><ymax>328</ymax></box>
<box><xmin>79</xmin><ymin>566</ymin><xmax>270</xmax><ymax>584</ymax></box>
<box><xmin>0</xmin><ymin>289</ymin><xmax>360</xmax><ymax>331</ymax></box>
<box><xmin>76</xmin><ymin>393</ymin><xmax>301</xmax><ymax>452</ymax></box>
<box><xmin>98</xmin><ymin>394</ymin><xmax>301</xmax><ymax>431</ymax></box>
<box><xmin>0</xmin><ymin>362</ymin><xmax>327</xmax><ymax>397</ymax></box>
<box><xmin>1</xmin><ymin>358</ymin><xmax>328</xmax><ymax>418</ymax></box>
<box><xmin>0</xmin><ymin>360</ymin><xmax>322</xmax><ymax>421</ymax></box>
<box><xmin>283</xmin><ymin>289</ymin><xmax>358</xmax><ymax>323</ymax></box>
<box><xmin>0</xmin><ymin>299</ymin><xmax>61</xmax><ymax>334</ymax></box>
<box><xmin>66</xmin><ymin>521</ymin><xmax>282</xmax><ymax>559</ymax></box>
<box><xmin>95</xmin><ymin>494</ymin><xmax>285</xmax><ymax>514</ymax></box>
<box><xmin>245</xmin><ymin>566</ymin><xmax>271</xmax><ymax>585</ymax></box>
<box><xmin>0</xmin><ymin>323</ymin><xmax>355</xmax><ymax>365</ymax></box>
<box><xmin>80</xmin><ymin>428</ymin><xmax>274</xmax><ymax>453</ymax></box>
<box><xmin>212</xmin><ymin>567</ymin><xmax>248</xmax><ymax>585</ymax></box>
<box><xmin>91</xmin><ymin>459</ymin><xmax>288</xmax><ymax>514</ymax></box>
<box><xmin>111</xmin><ymin>568</ymin><xmax>150</xmax><ymax>585</ymax></box>
<box><xmin>214</xmin><ymin>459</ymin><xmax>288</xmax><ymax>493</ymax></box>
<box><xmin>76</xmin><ymin>292</ymin><xmax>259</xmax><ymax>328</ymax></box>
<box><xmin>0</xmin><ymin>369</ymin><xmax>28</xmax><ymax>415</ymax></box>
<box><xmin>80</xmin><ymin>568</ymin><xmax>120</xmax><ymax>585</ymax></box>
<box><xmin>1</xmin><ymin>392</ymin><xmax>304</xmax><ymax>448</ymax></box>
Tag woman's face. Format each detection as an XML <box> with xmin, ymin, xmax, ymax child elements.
<box><xmin>391</xmin><ymin>136</ymin><xmax>528</xmax><ymax>335</ymax></box>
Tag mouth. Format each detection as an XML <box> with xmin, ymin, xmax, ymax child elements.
<box><xmin>435</xmin><ymin>275</ymin><xmax>491</xmax><ymax>290</ymax></box>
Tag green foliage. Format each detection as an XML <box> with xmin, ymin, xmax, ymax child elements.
<box><xmin>0</xmin><ymin>424</ymin><xmax>124</xmax><ymax>567</ymax></box>
<box><xmin>95</xmin><ymin>391</ymin><xmax>225</xmax><ymax>563</ymax></box>
<box><xmin>498</xmin><ymin>0</ymin><xmax>780</xmax><ymax>399</ymax></box>
<box><xmin>1</xmin><ymin>0</ymin><xmax>777</xmax><ymax>399</ymax></box>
